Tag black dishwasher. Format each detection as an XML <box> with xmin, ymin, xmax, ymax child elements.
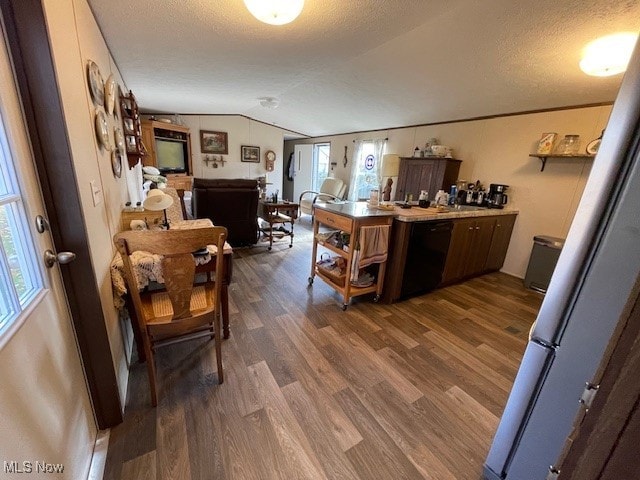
<box><xmin>401</xmin><ymin>221</ymin><xmax>452</xmax><ymax>298</ymax></box>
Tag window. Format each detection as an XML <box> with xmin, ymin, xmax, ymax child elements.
<box><xmin>312</xmin><ymin>143</ymin><xmax>330</xmax><ymax>191</ymax></box>
<box><xmin>348</xmin><ymin>139</ymin><xmax>386</xmax><ymax>201</ymax></box>
<box><xmin>0</xmin><ymin>113</ymin><xmax>43</xmax><ymax>336</ymax></box>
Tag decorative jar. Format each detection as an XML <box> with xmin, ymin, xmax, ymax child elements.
<box><xmin>555</xmin><ymin>135</ymin><xmax>581</xmax><ymax>155</ymax></box>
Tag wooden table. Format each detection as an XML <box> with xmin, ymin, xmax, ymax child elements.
<box><xmin>258</xmin><ymin>200</ymin><xmax>299</xmax><ymax>250</ymax></box>
<box><xmin>111</xmin><ymin>219</ymin><xmax>233</xmax><ymax>362</ymax></box>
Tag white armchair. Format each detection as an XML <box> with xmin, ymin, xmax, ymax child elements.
<box><xmin>299</xmin><ymin>177</ymin><xmax>346</xmax><ymax>217</ymax></box>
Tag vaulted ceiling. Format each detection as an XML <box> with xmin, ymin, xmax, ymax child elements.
<box><xmin>88</xmin><ymin>0</ymin><xmax>640</xmax><ymax>137</ymax></box>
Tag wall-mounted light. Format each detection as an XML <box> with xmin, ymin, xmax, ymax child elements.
<box><xmin>580</xmin><ymin>32</ymin><xmax>638</xmax><ymax>77</ymax></box>
<box><xmin>244</xmin><ymin>0</ymin><xmax>304</xmax><ymax>26</ymax></box>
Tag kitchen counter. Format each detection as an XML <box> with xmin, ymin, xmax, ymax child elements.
<box><xmin>317</xmin><ymin>201</ymin><xmax>518</xmax><ymax>222</ymax></box>
<box><xmin>393</xmin><ymin>205</ymin><xmax>519</xmax><ymax>222</ymax></box>
<box><xmin>314</xmin><ymin>201</ymin><xmax>398</xmax><ymax>219</ymax></box>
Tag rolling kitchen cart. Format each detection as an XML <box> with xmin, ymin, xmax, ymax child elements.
<box><xmin>309</xmin><ymin>202</ymin><xmax>395</xmax><ymax>310</ymax></box>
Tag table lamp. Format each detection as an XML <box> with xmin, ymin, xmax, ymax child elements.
<box><xmin>380</xmin><ymin>154</ymin><xmax>400</xmax><ymax>202</ymax></box>
<box><xmin>143</xmin><ymin>189</ymin><xmax>174</xmax><ymax>229</ymax></box>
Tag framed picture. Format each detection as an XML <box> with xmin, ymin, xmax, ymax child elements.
<box><xmin>241</xmin><ymin>145</ymin><xmax>260</xmax><ymax>163</ymax></box>
<box><xmin>200</xmin><ymin>130</ymin><xmax>228</xmax><ymax>154</ymax></box>
<box><xmin>536</xmin><ymin>132</ymin><xmax>557</xmax><ymax>155</ymax></box>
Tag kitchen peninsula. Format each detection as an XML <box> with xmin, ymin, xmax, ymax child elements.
<box><xmin>384</xmin><ymin>206</ymin><xmax>518</xmax><ymax>302</ymax></box>
<box><xmin>311</xmin><ymin>201</ymin><xmax>518</xmax><ymax>306</ymax></box>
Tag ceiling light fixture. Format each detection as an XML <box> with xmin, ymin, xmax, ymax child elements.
<box><xmin>244</xmin><ymin>0</ymin><xmax>304</xmax><ymax>26</ymax></box>
<box><xmin>258</xmin><ymin>96</ymin><xmax>280</xmax><ymax>109</ymax></box>
<box><xmin>579</xmin><ymin>32</ymin><xmax>638</xmax><ymax>77</ymax></box>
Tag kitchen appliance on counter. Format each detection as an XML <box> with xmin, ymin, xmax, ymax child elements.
<box><xmin>484</xmin><ymin>41</ymin><xmax>640</xmax><ymax>480</ymax></box>
<box><xmin>487</xmin><ymin>183</ymin><xmax>508</xmax><ymax>209</ymax></box>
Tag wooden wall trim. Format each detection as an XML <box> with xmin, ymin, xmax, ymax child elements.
<box><xmin>1</xmin><ymin>0</ymin><xmax>123</xmax><ymax>428</ymax></box>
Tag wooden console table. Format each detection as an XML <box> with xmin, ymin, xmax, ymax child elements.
<box><xmin>258</xmin><ymin>200</ymin><xmax>298</xmax><ymax>250</ymax></box>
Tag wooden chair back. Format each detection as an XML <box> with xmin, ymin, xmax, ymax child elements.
<box><xmin>114</xmin><ymin>227</ymin><xmax>227</xmax><ymax>325</ymax></box>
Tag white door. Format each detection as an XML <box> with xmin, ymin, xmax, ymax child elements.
<box><xmin>0</xmin><ymin>26</ymin><xmax>97</xmax><ymax>478</ymax></box>
<box><xmin>293</xmin><ymin>144</ymin><xmax>313</xmax><ymax>202</ymax></box>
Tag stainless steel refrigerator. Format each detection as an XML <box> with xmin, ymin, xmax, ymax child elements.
<box><xmin>484</xmin><ymin>41</ymin><xmax>640</xmax><ymax>480</ymax></box>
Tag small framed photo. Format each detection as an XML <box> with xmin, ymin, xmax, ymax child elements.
<box><xmin>536</xmin><ymin>132</ymin><xmax>557</xmax><ymax>155</ymax></box>
<box><xmin>241</xmin><ymin>145</ymin><xmax>260</xmax><ymax>163</ymax></box>
<box><xmin>200</xmin><ymin>130</ymin><xmax>228</xmax><ymax>154</ymax></box>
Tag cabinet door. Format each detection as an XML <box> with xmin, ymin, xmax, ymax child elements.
<box><xmin>464</xmin><ymin>217</ymin><xmax>496</xmax><ymax>277</ymax></box>
<box><xmin>396</xmin><ymin>159</ymin><xmax>436</xmax><ymax>201</ymax></box>
<box><xmin>141</xmin><ymin>124</ymin><xmax>155</xmax><ymax>167</ymax></box>
<box><xmin>441</xmin><ymin>218</ymin><xmax>475</xmax><ymax>284</ymax></box>
<box><xmin>485</xmin><ymin>214</ymin><xmax>517</xmax><ymax>271</ymax></box>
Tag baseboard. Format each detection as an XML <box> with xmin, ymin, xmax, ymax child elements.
<box><xmin>88</xmin><ymin>429</ymin><xmax>110</xmax><ymax>480</ymax></box>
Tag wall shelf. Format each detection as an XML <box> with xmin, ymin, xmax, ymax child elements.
<box><xmin>529</xmin><ymin>154</ymin><xmax>595</xmax><ymax>172</ymax></box>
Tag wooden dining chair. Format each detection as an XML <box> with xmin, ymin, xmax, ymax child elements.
<box><xmin>114</xmin><ymin>226</ymin><xmax>227</xmax><ymax>406</ymax></box>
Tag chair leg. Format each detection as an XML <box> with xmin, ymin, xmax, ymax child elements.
<box><xmin>143</xmin><ymin>337</ymin><xmax>158</xmax><ymax>407</ymax></box>
<box><xmin>214</xmin><ymin>310</ymin><xmax>224</xmax><ymax>384</ymax></box>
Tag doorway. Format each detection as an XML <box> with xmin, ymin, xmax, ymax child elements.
<box><xmin>0</xmin><ymin>23</ymin><xmax>97</xmax><ymax>477</ymax></box>
<box><xmin>312</xmin><ymin>142</ymin><xmax>331</xmax><ymax>191</ymax></box>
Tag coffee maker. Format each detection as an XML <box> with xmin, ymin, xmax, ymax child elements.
<box><xmin>487</xmin><ymin>184</ymin><xmax>509</xmax><ymax>209</ymax></box>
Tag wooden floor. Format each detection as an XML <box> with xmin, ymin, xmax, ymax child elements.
<box><xmin>104</xmin><ymin>218</ymin><xmax>542</xmax><ymax>480</ymax></box>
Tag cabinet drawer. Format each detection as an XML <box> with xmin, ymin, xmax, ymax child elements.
<box><xmin>314</xmin><ymin>208</ymin><xmax>353</xmax><ymax>233</ymax></box>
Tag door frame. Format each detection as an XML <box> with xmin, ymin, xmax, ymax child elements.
<box><xmin>1</xmin><ymin>0</ymin><xmax>122</xmax><ymax>428</ymax></box>
<box><xmin>558</xmin><ymin>276</ymin><xmax>640</xmax><ymax>479</ymax></box>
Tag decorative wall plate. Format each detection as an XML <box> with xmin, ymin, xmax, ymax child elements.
<box><xmin>111</xmin><ymin>150</ymin><xmax>123</xmax><ymax>178</ymax></box>
<box><xmin>586</xmin><ymin>138</ymin><xmax>601</xmax><ymax>155</ymax></box>
<box><xmin>95</xmin><ymin>108</ymin><xmax>111</xmax><ymax>151</ymax></box>
<box><xmin>114</xmin><ymin>125</ymin><xmax>125</xmax><ymax>156</ymax></box>
<box><xmin>104</xmin><ymin>74</ymin><xmax>116</xmax><ymax>115</ymax></box>
<box><xmin>87</xmin><ymin>60</ymin><xmax>104</xmax><ymax>107</ymax></box>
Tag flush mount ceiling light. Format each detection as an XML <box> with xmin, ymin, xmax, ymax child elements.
<box><xmin>258</xmin><ymin>96</ymin><xmax>280</xmax><ymax>108</ymax></box>
<box><xmin>244</xmin><ymin>0</ymin><xmax>304</xmax><ymax>26</ymax></box>
<box><xmin>580</xmin><ymin>32</ymin><xmax>638</xmax><ymax>77</ymax></box>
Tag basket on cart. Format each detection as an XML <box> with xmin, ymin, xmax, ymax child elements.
<box><xmin>315</xmin><ymin>253</ymin><xmax>346</xmax><ymax>287</ymax></box>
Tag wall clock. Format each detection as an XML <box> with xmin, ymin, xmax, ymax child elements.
<box><xmin>265</xmin><ymin>150</ymin><xmax>275</xmax><ymax>172</ymax></box>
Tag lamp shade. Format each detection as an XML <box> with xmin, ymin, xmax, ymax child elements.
<box><xmin>143</xmin><ymin>189</ymin><xmax>173</xmax><ymax>211</ymax></box>
<box><xmin>381</xmin><ymin>154</ymin><xmax>400</xmax><ymax>177</ymax></box>
<box><xmin>244</xmin><ymin>0</ymin><xmax>304</xmax><ymax>26</ymax></box>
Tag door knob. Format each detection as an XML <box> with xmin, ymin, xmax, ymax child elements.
<box><xmin>43</xmin><ymin>250</ymin><xmax>76</xmax><ymax>268</ymax></box>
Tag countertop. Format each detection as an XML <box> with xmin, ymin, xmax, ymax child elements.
<box><xmin>315</xmin><ymin>201</ymin><xmax>518</xmax><ymax>222</ymax></box>
<box><xmin>394</xmin><ymin>205</ymin><xmax>519</xmax><ymax>222</ymax></box>
<box><xmin>314</xmin><ymin>201</ymin><xmax>397</xmax><ymax>219</ymax></box>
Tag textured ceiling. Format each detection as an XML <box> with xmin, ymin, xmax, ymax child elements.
<box><xmin>87</xmin><ymin>0</ymin><xmax>640</xmax><ymax>137</ymax></box>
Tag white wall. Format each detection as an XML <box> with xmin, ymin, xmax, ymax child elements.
<box><xmin>44</xmin><ymin>0</ymin><xmax>132</xmax><ymax>405</ymax></box>
<box><xmin>179</xmin><ymin>115</ymin><xmax>295</xmax><ymax>196</ymax></box>
<box><xmin>286</xmin><ymin>105</ymin><xmax>612</xmax><ymax>278</ymax></box>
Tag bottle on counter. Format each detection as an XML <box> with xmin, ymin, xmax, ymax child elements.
<box><xmin>414</xmin><ymin>147</ymin><xmax>421</xmax><ymax>157</ymax></box>
<box><xmin>418</xmin><ymin>190</ymin><xmax>429</xmax><ymax>208</ymax></box>
<box><xmin>448</xmin><ymin>185</ymin><xmax>457</xmax><ymax>205</ymax></box>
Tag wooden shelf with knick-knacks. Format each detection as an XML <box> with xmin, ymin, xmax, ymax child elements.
<box><xmin>119</xmin><ymin>89</ymin><xmax>146</xmax><ymax>168</ymax></box>
<box><xmin>529</xmin><ymin>154</ymin><xmax>595</xmax><ymax>172</ymax></box>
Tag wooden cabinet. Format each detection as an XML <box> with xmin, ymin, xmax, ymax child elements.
<box><xmin>310</xmin><ymin>203</ymin><xmax>394</xmax><ymax>310</ymax></box>
<box><xmin>441</xmin><ymin>215</ymin><xmax>515</xmax><ymax>285</ymax></box>
<box><xmin>394</xmin><ymin>157</ymin><xmax>461</xmax><ymax>201</ymax></box>
<box><xmin>485</xmin><ymin>214</ymin><xmax>517</xmax><ymax>271</ymax></box>
<box><xmin>384</xmin><ymin>212</ymin><xmax>518</xmax><ymax>302</ymax></box>
<box><xmin>141</xmin><ymin>120</ymin><xmax>193</xmax><ymax>188</ymax></box>
<box><xmin>166</xmin><ymin>176</ymin><xmax>193</xmax><ymax>191</ymax></box>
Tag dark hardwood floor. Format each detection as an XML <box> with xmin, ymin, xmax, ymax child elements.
<box><xmin>104</xmin><ymin>217</ymin><xmax>542</xmax><ymax>480</ymax></box>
